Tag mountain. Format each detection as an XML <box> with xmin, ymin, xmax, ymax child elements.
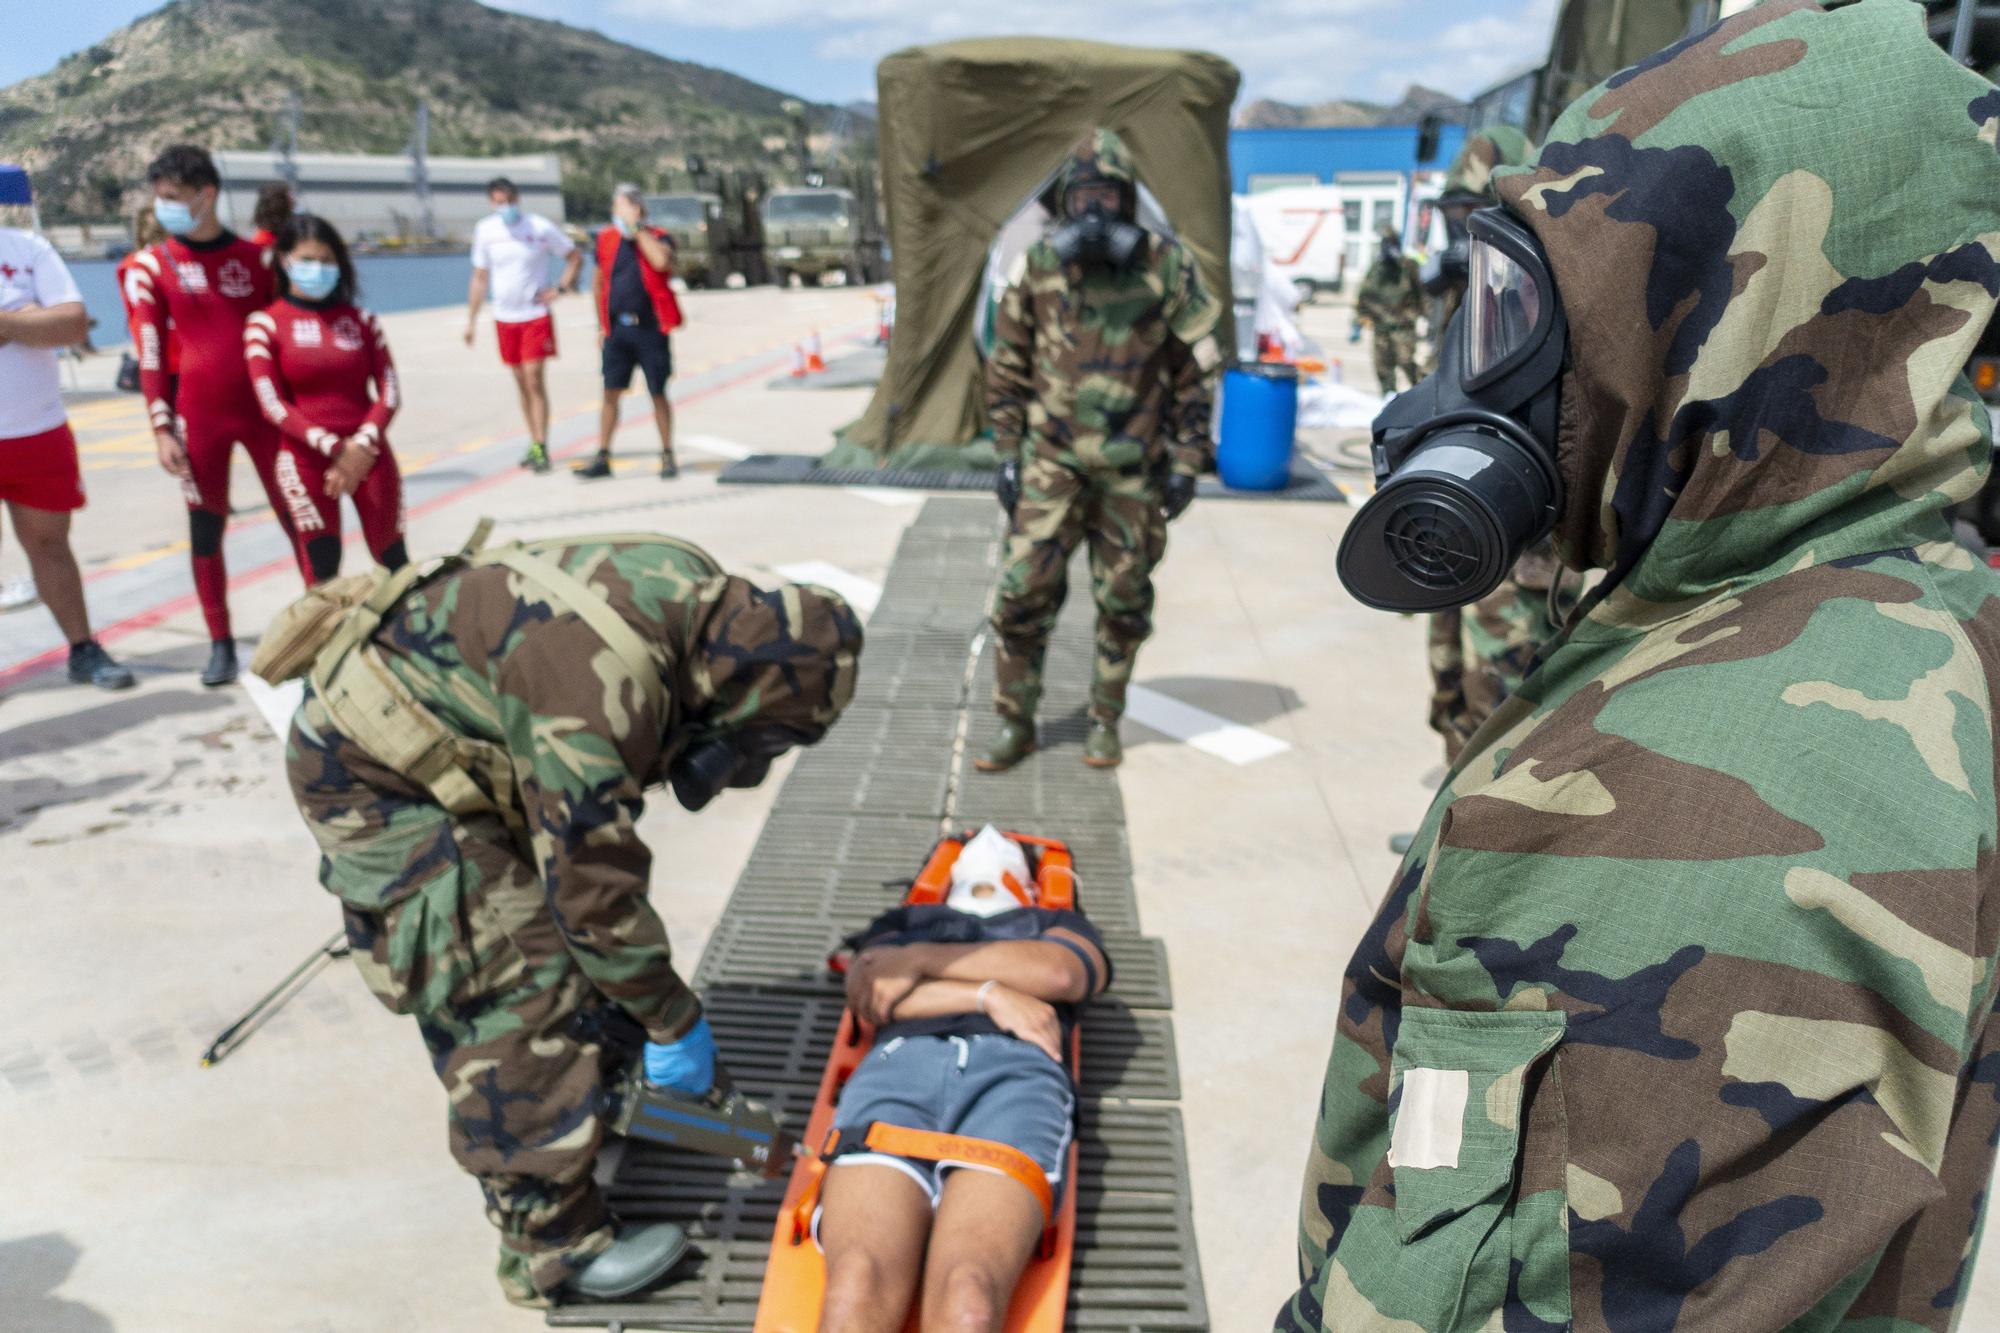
<box><xmin>0</xmin><ymin>0</ymin><xmax>863</xmax><ymax>221</ymax></box>
<box><xmin>1237</xmin><ymin>85</ymin><xmax>1464</xmax><ymax>129</ymax></box>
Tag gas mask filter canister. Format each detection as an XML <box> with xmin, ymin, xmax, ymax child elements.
<box><xmin>1336</xmin><ymin>206</ymin><xmax>1566</xmax><ymax>613</ymax></box>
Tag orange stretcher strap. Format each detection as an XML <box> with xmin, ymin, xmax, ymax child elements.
<box><xmin>787</xmin><ymin>1123</ymin><xmax>1056</xmax><ymax>1245</ymax></box>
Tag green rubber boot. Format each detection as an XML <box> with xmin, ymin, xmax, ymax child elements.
<box><xmin>563</xmin><ymin>1222</ymin><xmax>690</xmax><ymax>1301</ymax></box>
<box><xmin>974</xmin><ymin>718</ymin><xmax>1037</xmax><ymax>772</ymax></box>
<box><xmin>1082</xmin><ymin>720</ymin><xmax>1123</xmax><ymax>768</ymax></box>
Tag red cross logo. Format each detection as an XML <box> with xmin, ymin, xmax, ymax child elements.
<box><xmin>0</xmin><ymin>264</ymin><xmax>17</xmax><ymax>280</ymax></box>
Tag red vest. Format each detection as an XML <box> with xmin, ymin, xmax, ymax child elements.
<box><xmin>594</xmin><ymin>226</ymin><xmax>683</xmax><ymax>335</ymax></box>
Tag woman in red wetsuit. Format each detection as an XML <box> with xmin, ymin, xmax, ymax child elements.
<box><xmin>244</xmin><ymin>214</ymin><xmax>407</xmax><ymax>584</ymax></box>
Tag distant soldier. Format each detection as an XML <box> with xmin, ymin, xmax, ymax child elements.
<box><xmin>980</xmin><ymin>128</ymin><xmax>1221</xmax><ymax>771</ymax></box>
<box><xmin>1414</xmin><ymin>125</ymin><xmax>1572</xmax><ymax>764</ymax></box>
<box><xmin>277</xmin><ymin>534</ymin><xmax>862</xmax><ymax>1307</ymax></box>
<box><xmin>1356</xmin><ymin>224</ymin><xmax>1424</xmax><ymax>395</ymax></box>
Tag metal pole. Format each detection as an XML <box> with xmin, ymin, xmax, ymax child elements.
<box><xmin>1952</xmin><ymin>0</ymin><xmax>1977</xmax><ymax>64</ymax></box>
<box><xmin>278</xmin><ymin>88</ymin><xmax>301</xmax><ymax>194</ymax></box>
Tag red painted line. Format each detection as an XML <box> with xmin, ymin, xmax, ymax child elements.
<box><xmin>2</xmin><ymin>340</ymin><xmax>823</xmax><ymax>692</ymax></box>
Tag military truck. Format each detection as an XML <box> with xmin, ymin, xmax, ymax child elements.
<box><xmin>641</xmin><ymin>192</ymin><xmax>725</xmax><ymax>286</ymax></box>
<box><xmin>761</xmin><ymin>186</ymin><xmax>887</xmax><ymax>288</ymax></box>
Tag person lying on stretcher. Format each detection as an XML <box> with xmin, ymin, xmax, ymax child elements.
<box><xmin>817</xmin><ymin>827</ymin><xmax>1111</xmax><ymax>1333</ymax></box>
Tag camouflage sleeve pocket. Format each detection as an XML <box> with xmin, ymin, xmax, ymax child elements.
<box><xmin>1387</xmin><ymin>1007</ymin><xmax>1566</xmax><ymax>1245</ymax></box>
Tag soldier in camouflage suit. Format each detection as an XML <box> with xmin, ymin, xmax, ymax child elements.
<box><xmin>981</xmin><ymin>128</ymin><xmax>1221</xmax><ymax>770</ymax></box>
<box><xmin>1356</xmin><ymin>225</ymin><xmax>1425</xmax><ymax>396</ymax></box>
<box><xmin>1428</xmin><ymin>124</ymin><xmax>1537</xmax><ymax>339</ymax></box>
<box><xmin>1285</xmin><ymin>3</ymin><xmax>2000</xmax><ymax>1329</ymax></box>
<box><xmin>285</xmin><ymin>536</ymin><xmax>860</xmax><ymax>1307</ymax></box>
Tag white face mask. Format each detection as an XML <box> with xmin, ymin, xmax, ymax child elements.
<box><xmin>945</xmin><ymin>826</ymin><xmax>1032</xmax><ymax>918</ymax></box>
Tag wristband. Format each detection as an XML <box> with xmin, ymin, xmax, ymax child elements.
<box><xmin>975</xmin><ymin>979</ymin><xmax>998</xmax><ymax>1015</ymax></box>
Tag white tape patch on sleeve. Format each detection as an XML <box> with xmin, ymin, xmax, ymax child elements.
<box><xmin>1389</xmin><ymin>1067</ymin><xmax>1469</xmax><ymax>1169</ymax></box>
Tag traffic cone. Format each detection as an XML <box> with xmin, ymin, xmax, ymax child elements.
<box><xmin>790</xmin><ymin>343</ymin><xmax>807</xmax><ymax>379</ymax></box>
<box><xmin>806</xmin><ymin>330</ymin><xmax>827</xmax><ymax>374</ymax></box>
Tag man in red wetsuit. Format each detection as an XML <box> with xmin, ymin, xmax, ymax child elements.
<box><xmin>132</xmin><ymin>143</ymin><xmax>297</xmax><ymax>687</ymax></box>
<box><xmin>245</xmin><ymin>215</ymin><xmax>407</xmax><ymax>583</ymax></box>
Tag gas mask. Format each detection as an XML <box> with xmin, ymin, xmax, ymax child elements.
<box><xmin>1050</xmin><ymin>188</ymin><xmax>1145</xmax><ymax>271</ymax></box>
<box><xmin>1336</xmin><ymin>207</ymin><xmax>1565</xmax><ymax>612</ymax></box>
<box><xmin>668</xmin><ymin>724</ymin><xmax>812</xmax><ymax>812</ymax></box>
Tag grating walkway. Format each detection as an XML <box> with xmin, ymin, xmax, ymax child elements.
<box><xmin>548</xmin><ymin>497</ymin><xmax>1206</xmax><ymax>1330</ymax></box>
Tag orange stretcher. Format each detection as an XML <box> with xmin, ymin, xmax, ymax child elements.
<box><xmin>752</xmin><ymin>830</ymin><xmax>1082</xmax><ymax>1331</ymax></box>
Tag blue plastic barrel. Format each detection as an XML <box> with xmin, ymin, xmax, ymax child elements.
<box><xmin>1216</xmin><ymin>364</ymin><xmax>1299</xmax><ymax>491</ymax></box>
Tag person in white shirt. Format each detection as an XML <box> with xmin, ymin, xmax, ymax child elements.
<box><xmin>464</xmin><ymin>177</ymin><xmax>581</xmax><ymax>473</ymax></box>
<box><xmin>0</xmin><ymin>224</ymin><xmax>133</xmax><ymax>689</ymax></box>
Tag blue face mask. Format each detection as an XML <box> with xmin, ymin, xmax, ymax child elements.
<box><xmin>497</xmin><ymin>203</ymin><xmax>521</xmax><ymax>224</ymax></box>
<box><xmin>286</xmin><ymin>259</ymin><xmax>339</xmax><ymax>301</ymax></box>
<box><xmin>614</xmin><ymin>216</ymin><xmax>636</xmax><ymax>238</ymax></box>
<box><xmin>153</xmin><ymin>197</ymin><xmax>197</xmax><ymax>237</ymax></box>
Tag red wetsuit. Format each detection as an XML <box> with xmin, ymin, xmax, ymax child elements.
<box><xmin>244</xmin><ymin>299</ymin><xmax>407</xmax><ymax>582</ymax></box>
<box><xmin>128</xmin><ymin>232</ymin><xmax>295</xmax><ymax>640</ymax></box>
<box><xmin>116</xmin><ymin>251</ymin><xmax>178</xmax><ymax>376</ymax></box>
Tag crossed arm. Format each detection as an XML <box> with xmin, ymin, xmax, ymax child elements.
<box><xmin>844</xmin><ymin>931</ymin><xmax>1109</xmax><ymax>1062</ymax></box>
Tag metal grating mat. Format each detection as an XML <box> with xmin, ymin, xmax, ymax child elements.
<box><xmin>552</xmin><ymin>497</ymin><xmax>1203</xmax><ymax>1330</ymax></box>
<box><xmin>719</xmin><ymin>451</ymin><xmax>1349</xmax><ymax>504</ymax></box>
<box><xmin>547</xmin><ymin>1106</ymin><xmax>1203</xmax><ymax>1332</ymax></box>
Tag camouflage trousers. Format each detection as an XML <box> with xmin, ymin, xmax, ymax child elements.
<box><xmin>992</xmin><ymin>453</ymin><xmax>1168</xmax><ymax>725</ymax></box>
<box><xmin>287</xmin><ymin>693</ymin><xmax>616</xmax><ymax>1307</ymax></box>
<box><xmin>1372</xmin><ymin>321</ymin><xmax>1423</xmax><ymax>395</ymax></box>
<box><xmin>1427</xmin><ymin>549</ymin><xmax>1573</xmax><ymax>764</ymax></box>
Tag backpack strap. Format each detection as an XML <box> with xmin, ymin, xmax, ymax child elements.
<box><xmin>475</xmin><ymin>545</ymin><xmax>668</xmax><ymax>723</ymax></box>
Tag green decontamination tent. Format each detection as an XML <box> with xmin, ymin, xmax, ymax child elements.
<box><xmin>825</xmin><ymin>38</ymin><xmax>1240</xmax><ymax>471</ymax></box>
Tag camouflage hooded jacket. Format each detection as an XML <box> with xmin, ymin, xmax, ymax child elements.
<box><xmin>987</xmin><ymin>128</ymin><xmax>1223</xmax><ymax>480</ymax></box>
<box><xmin>1287</xmin><ymin>4</ymin><xmax>2000</xmax><ymax>1330</ymax></box>
<box><xmin>311</xmin><ymin>537</ymin><xmax>861</xmax><ymax>1037</ymax></box>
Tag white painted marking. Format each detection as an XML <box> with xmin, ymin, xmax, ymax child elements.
<box><xmin>1126</xmin><ymin>685</ymin><xmax>1291</xmax><ymax>766</ymax></box>
<box><xmin>775</xmin><ymin>562</ymin><xmax>881</xmax><ymax>617</ymax></box>
<box><xmin>846</xmin><ymin>487</ymin><xmax>924</xmax><ymax>508</ymax></box>
<box><xmin>679</xmin><ymin>434</ymin><xmax>754</xmax><ymax>461</ymax></box>
<box><xmin>241</xmin><ymin>673</ymin><xmax>306</xmax><ymax>740</ymax></box>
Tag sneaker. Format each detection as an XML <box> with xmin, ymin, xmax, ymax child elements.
<box><xmin>562</xmin><ymin>1222</ymin><xmax>691</xmax><ymax>1301</ymax></box>
<box><xmin>521</xmin><ymin>442</ymin><xmax>552</xmax><ymax>473</ymax></box>
<box><xmin>68</xmin><ymin>641</ymin><xmax>136</xmax><ymax>691</ymax></box>
<box><xmin>1082</xmin><ymin>719</ymin><xmax>1123</xmax><ymax>768</ymax></box>
<box><xmin>573</xmin><ymin>453</ymin><xmax>613</xmax><ymax>481</ymax></box>
<box><xmin>200</xmin><ymin>639</ymin><xmax>239</xmax><ymax>688</ymax></box>
<box><xmin>660</xmin><ymin>454</ymin><xmax>680</xmax><ymax>480</ymax></box>
<box><xmin>973</xmin><ymin>718</ymin><xmax>1037</xmax><ymax>773</ymax></box>
<box><xmin>0</xmin><ymin>577</ymin><xmax>38</xmax><ymax>612</ymax></box>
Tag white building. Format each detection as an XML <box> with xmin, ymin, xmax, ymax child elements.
<box><xmin>213</xmin><ymin>150</ymin><xmax>565</xmax><ymax>243</ymax></box>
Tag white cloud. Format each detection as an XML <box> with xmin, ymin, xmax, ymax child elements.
<box><xmin>603</xmin><ymin>0</ymin><xmax>1555</xmax><ymax>108</ymax></box>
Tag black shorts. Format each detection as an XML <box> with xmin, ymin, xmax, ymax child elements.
<box><xmin>602</xmin><ymin>323</ymin><xmax>673</xmax><ymax>396</ymax></box>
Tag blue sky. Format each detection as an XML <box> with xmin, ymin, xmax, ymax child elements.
<box><xmin>7</xmin><ymin>0</ymin><xmax>1557</xmax><ymax>108</ymax></box>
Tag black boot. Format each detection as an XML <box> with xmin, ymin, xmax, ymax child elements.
<box><xmin>200</xmin><ymin>639</ymin><xmax>239</xmax><ymax>688</ymax></box>
<box><xmin>659</xmin><ymin>453</ymin><xmax>680</xmax><ymax>479</ymax></box>
<box><xmin>68</xmin><ymin>641</ymin><xmax>136</xmax><ymax>691</ymax></box>
<box><xmin>562</xmin><ymin>1222</ymin><xmax>690</xmax><ymax>1300</ymax></box>
<box><xmin>573</xmin><ymin>452</ymin><xmax>613</xmax><ymax>480</ymax></box>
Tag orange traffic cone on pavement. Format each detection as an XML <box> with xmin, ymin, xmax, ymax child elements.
<box><xmin>806</xmin><ymin>330</ymin><xmax>827</xmax><ymax>374</ymax></box>
<box><xmin>790</xmin><ymin>343</ymin><xmax>808</xmax><ymax>379</ymax></box>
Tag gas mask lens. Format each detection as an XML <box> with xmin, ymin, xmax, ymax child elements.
<box><xmin>1464</xmin><ymin>223</ymin><xmax>1546</xmax><ymax>388</ymax></box>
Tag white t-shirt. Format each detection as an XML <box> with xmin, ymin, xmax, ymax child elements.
<box><xmin>0</xmin><ymin>228</ymin><xmax>83</xmax><ymax>440</ymax></box>
<box><xmin>470</xmin><ymin>212</ymin><xmax>574</xmax><ymax>324</ymax></box>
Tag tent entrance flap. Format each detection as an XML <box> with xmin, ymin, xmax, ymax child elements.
<box><xmin>829</xmin><ymin>37</ymin><xmax>1240</xmax><ymax>472</ymax></box>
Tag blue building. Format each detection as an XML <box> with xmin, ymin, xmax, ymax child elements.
<box><xmin>1228</xmin><ymin>124</ymin><xmax>1468</xmax><ymax>194</ymax></box>
<box><xmin>1230</xmin><ymin>124</ymin><xmax>1467</xmax><ymax>288</ymax></box>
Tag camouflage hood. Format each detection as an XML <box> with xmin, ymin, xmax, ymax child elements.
<box><xmin>678</xmin><ymin>576</ymin><xmax>864</xmax><ymax>742</ymax></box>
<box><xmin>1496</xmin><ymin>0</ymin><xmax>2000</xmax><ymax>617</ymax></box>
<box><xmin>1055</xmin><ymin>127</ymin><xmax>1138</xmax><ymax>221</ymax></box>
<box><xmin>1441</xmin><ymin>124</ymin><xmax>1534</xmax><ymax>203</ymax></box>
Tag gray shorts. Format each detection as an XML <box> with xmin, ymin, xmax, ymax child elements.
<box><xmin>829</xmin><ymin>1032</ymin><xmax>1075</xmax><ymax>1204</ymax></box>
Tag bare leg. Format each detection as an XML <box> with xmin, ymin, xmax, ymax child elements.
<box><xmin>817</xmin><ymin>1163</ymin><xmax>933</xmax><ymax>1333</ymax></box>
<box><xmin>509</xmin><ymin>363</ymin><xmax>537</xmax><ymax>438</ymax></box>
<box><xmin>8</xmin><ymin>501</ymin><xmax>90</xmax><ymax>644</ymax></box>
<box><xmin>598</xmin><ymin>389</ymin><xmax>621</xmax><ymax>457</ymax></box>
<box><xmin>650</xmin><ymin>392</ymin><xmax>674</xmax><ymax>461</ymax></box>
<box><xmin>523</xmin><ymin>360</ymin><xmax>551</xmax><ymax>444</ymax></box>
<box><xmin>919</xmin><ymin>1168</ymin><xmax>1047</xmax><ymax>1331</ymax></box>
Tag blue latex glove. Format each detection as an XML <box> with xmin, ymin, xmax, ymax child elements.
<box><xmin>644</xmin><ymin>1017</ymin><xmax>717</xmax><ymax>1095</ymax></box>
